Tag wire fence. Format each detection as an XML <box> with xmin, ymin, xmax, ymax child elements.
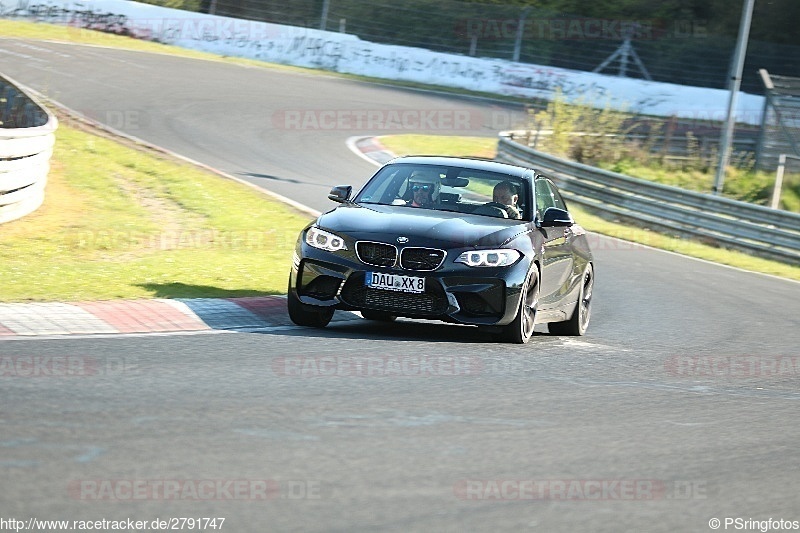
<box><xmin>756</xmin><ymin>72</ymin><xmax>800</xmax><ymax>171</ymax></box>
<box><xmin>135</xmin><ymin>0</ymin><xmax>800</xmax><ymax>93</ymax></box>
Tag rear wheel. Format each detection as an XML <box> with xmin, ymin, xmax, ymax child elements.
<box><xmin>287</xmin><ymin>278</ymin><xmax>334</xmax><ymax>328</ymax></box>
<box><xmin>548</xmin><ymin>263</ymin><xmax>593</xmax><ymax>336</ymax></box>
<box><xmin>360</xmin><ymin>309</ymin><xmax>397</xmax><ymax>322</ymax></box>
<box><xmin>497</xmin><ymin>269</ymin><xmax>539</xmax><ymax>344</ymax></box>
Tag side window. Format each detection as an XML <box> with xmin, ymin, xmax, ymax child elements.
<box><xmin>548</xmin><ymin>180</ymin><xmax>568</xmax><ymax>211</ymax></box>
<box><xmin>535</xmin><ymin>179</ymin><xmax>555</xmax><ymax>214</ymax></box>
<box><xmin>535</xmin><ymin>178</ymin><xmax>568</xmax><ymax>217</ymax></box>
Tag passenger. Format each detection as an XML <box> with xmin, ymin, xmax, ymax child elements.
<box><xmin>493</xmin><ymin>181</ymin><xmax>521</xmax><ymax>219</ymax></box>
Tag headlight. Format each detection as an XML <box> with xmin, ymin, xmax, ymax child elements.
<box><xmin>455</xmin><ymin>249</ymin><xmax>521</xmax><ymax>267</ymax></box>
<box><xmin>305</xmin><ymin>226</ymin><xmax>347</xmax><ymax>252</ymax></box>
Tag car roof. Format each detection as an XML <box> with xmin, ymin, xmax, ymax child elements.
<box><xmin>386</xmin><ymin>155</ymin><xmax>533</xmax><ymax>179</ymax></box>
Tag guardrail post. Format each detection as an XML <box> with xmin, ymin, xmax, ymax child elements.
<box><xmin>771</xmin><ymin>154</ymin><xmax>787</xmax><ymax>210</ymax></box>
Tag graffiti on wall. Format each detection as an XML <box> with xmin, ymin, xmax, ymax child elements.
<box><xmin>1</xmin><ymin>0</ymin><xmax>132</xmax><ymax>35</ymax></box>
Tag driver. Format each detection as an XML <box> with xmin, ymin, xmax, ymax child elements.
<box><xmin>493</xmin><ymin>181</ymin><xmax>521</xmax><ymax>219</ymax></box>
<box><xmin>407</xmin><ymin>170</ymin><xmax>441</xmax><ymax>208</ymax></box>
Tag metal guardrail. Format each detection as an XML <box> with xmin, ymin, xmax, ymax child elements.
<box><xmin>0</xmin><ymin>75</ymin><xmax>57</xmax><ymax>224</ymax></box>
<box><xmin>496</xmin><ymin>135</ymin><xmax>800</xmax><ymax>265</ymax></box>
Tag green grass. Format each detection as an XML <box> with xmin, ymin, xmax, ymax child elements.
<box><xmin>379</xmin><ymin>134</ymin><xmax>800</xmax><ymax>281</ymax></box>
<box><xmin>602</xmin><ymin>159</ymin><xmax>800</xmax><ymax>213</ymax></box>
<box><xmin>0</xmin><ymin>20</ymin><xmax>215</xmax><ymax>58</ymax></box>
<box><xmin>0</xmin><ymin>20</ymin><xmax>535</xmax><ymax>105</ymax></box>
<box><xmin>0</xmin><ymin>20</ymin><xmax>347</xmax><ymax>78</ymax></box>
<box><xmin>0</xmin><ymin>123</ymin><xmax>310</xmax><ymax>302</ymax></box>
<box><xmin>379</xmin><ymin>135</ymin><xmax>497</xmax><ymax>159</ymax></box>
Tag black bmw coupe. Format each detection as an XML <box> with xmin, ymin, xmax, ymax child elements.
<box><xmin>288</xmin><ymin>156</ymin><xmax>594</xmax><ymax>343</ymax></box>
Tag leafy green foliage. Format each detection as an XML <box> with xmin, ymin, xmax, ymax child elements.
<box><xmin>527</xmin><ymin>91</ymin><xmax>800</xmax><ymax>212</ymax></box>
<box><xmin>527</xmin><ymin>90</ymin><xmax>630</xmax><ymax>166</ymax></box>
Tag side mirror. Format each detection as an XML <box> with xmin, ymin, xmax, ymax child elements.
<box><xmin>540</xmin><ymin>207</ymin><xmax>573</xmax><ymax>227</ymax></box>
<box><xmin>328</xmin><ymin>185</ymin><xmax>352</xmax><ymax>203</ymax></box>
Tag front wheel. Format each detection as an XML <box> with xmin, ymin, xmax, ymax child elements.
<box><xmin>548</xmin><ymin>263</ymin><xmax>593</xmax><ymax>336</ymax></box>
<box><xmin>287</xmin><ymin>279</ymin><xmax>334</xmax><ymax>328</ymax></box>
<box><xmin>497</xmin><ymin>268</ymin><xmax>539</xmax><ymax>344</ymax></box>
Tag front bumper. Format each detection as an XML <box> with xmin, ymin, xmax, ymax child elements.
<box><xmin>290</xmin><ymin>242</ymin><xmax>531</xmax><ymax>326</ymax></box>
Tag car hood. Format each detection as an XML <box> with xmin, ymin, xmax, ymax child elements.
<box><xmin>317</xmin><ymin>204</ymin><xmax>528</xmax><ymax>248</ymax></box>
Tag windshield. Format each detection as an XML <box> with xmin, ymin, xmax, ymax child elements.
<box><xmin>354</xmin><ymin>163</ymin><xmax>531</xmax><ymax>221</ymax></box>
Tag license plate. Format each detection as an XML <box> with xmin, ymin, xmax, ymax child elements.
<box><xmin>366</xmin><ymin>272</ymin><xmax>425</xmax><ymax>293</ymax></box>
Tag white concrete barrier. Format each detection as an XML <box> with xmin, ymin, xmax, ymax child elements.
<box><xmin>0</xmin><ymin>76</ymin><xmax>58</xmax><ymax>224</ymax></box>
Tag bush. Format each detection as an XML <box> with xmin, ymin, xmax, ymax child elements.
<box><xmin>524</xmin><ymin>92</ymin><xmax>799</xmax><ymax>212</ymax></box>
<box><xmin>527</xmin><ymin>90</ymin><xmax>632</xmax><ymax>166</ymax></box>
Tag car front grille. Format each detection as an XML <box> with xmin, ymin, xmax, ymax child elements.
<box><xmin>356</xmin><ymin>242</ymin><xmax>446</xmax><ymax>271</ymax></box>
<box><xmin>340</xmin><ymin>274</ymin><xmax>449</xmax><ymax>316</ymax></box>
<box><xmin>356</xmin><ymin>242</ymin><xmax>397</xmax><ymax>267</ymax></box>
<box><xmin>400</xmin><ymin>247</ymin><xmax>446</xmax><ymax>271</ymax></box>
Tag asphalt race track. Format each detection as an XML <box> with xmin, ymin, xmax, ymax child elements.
<box><xmin>1</xmin><ymin>39</ymin><xmax>799</xmax><ymax>532</ymax></box>
<box><xmin>0</xmin><ymin>39</ymin><xmax>527</xmax><ymax>213</ymax></box>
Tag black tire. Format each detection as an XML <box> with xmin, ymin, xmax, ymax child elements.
<box><xmin>497</xmin><ymin>268</ymin><xmax>539</xmax><ymax>344</ymax></box>
<box><xmin>360</xmin><ymin>309</ymin><xmax>397</xmax><ymax>322</ymax></box>
<box><xmin>548</xmin><ymin>263</ymin><xmax>594</xmax><ymax>336</ymax></box>
<box><xmin>287</xmin><ymin>279</ymin><xmax>334</xmax><ymax>328</ymax></box>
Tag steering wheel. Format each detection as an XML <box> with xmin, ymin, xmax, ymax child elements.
<box><xmin>484</xmin><ymin>202</ymin><xmax>512</xmax><ymax>218</ymax></box>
